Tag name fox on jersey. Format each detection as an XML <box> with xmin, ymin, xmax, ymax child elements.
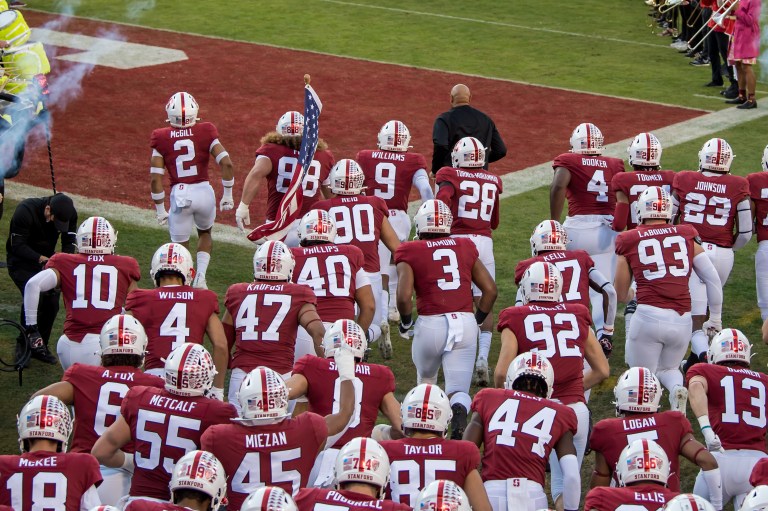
<box><xmin>86</xmin><ymin>254</ymin><xmax>107</xmax><ymax>261</ymax></box>
<box><xmin>245</xmin><ymin>431</ymin><xmax>288</xmax><ymax>449</ymax></box>
<box><xmin>148</xmin><ymin>393</ymin><xmax>197</xmax><ymax>412</ymax></box>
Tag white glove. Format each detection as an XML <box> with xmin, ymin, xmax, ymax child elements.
<box><xmin>156</xmin><ymin>209</ymin><xmax>169</xmax><ymax>226</ymax></box>
<box><xmin>207</xmin><ymin>386</ymin><xmax>224</xmax><ymax>401</ymax></box>
<box><xmin>220</xmin><ymin>188</ymin><xmax>234</xmax><ymax>211</ymax></box>
<box><xmin>120</xmin><ymin>451</ymin><xmax>135</xmax><ymax>474</ymax></box>
<box><xmin>334</xmin><ymin>344</ymin><xmax>356</xmax><ymax>381</ymax></box>
<box><xmin>703</xmin><ymin>315</ymin><xmax>722</xmax><ymax>337</ymax></box>
<box><xmin>235</xmin><ymin>201</ymin><xmax>250</xmax><ymax>233</ymax></box>
<box><xmin>371</xmin><ymin>424</ymin><xmax>393</xmax><ymax>442</ymax></box>
<box><xmin>702</xmin><ymin>427</ymin><xmax>724</xmax><ymax>452</ymax></box>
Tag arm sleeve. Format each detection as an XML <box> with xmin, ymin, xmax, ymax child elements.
<box><xmin>733</xmin><ymin>197</ymin><xmax>753</xmax><ymax>250</ymax></box>
<box><xmin>611</xmin><ymin>201</ymin><xmax>629</xmax><ymax>231</ymax></box>
<box><xmin>435</xmin><ymin>183</ymin><xmax>455</xmax><ymax>206</ymax></box>
<box><xmin>671</xmin><ymin>192</ymin><xmax>680</xmax><ymax>220</ymax></box>
<box><xmin>693</xmin><ymin>252</ymin><xmax>723</xmax><ymax>316</ymax></box>
<box><xmin>412</xmin><ymin>169</ymin><xmax>434</xmax><ymax>201</ymax></box>
<box><xmin>559</xmin><ymin>453</ymin><xmax>581</xmax><ymax>511</ymax></box>
<box><xmin>702</xmin><ymin>468</ymin><xmax>723</xmax><ymax>510</ymax></box>
<box><xmin>588</xmin><ymin>268</ymin><xmax>617</xmax><ymax>328</ymax></box>
<box><xmin>487</xmin><ymin>123</ymin><xmax>507</xmax><ymax>163</ymax></box>
<box><xmin>23</xmin><ymin>268</ymin><xmax>59</xmax><ymax>326</ymax></box>
<box><xmin>514</xmin><ymin>287</ymin><xmax>524</xmax><ymax>306</ymax></box>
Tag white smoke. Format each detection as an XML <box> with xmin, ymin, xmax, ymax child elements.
<box><xmin>126</xmin><ymin>0</ymin><xmax>156</xmax><ymax>21</ymax></box>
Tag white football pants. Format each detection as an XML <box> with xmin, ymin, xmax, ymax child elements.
<box><xmin>412</xmin><ymin>313</ymin><xmax>477</xmax><ymax>396</ymax></box>
<box><xmin>56</xmin><ymin>333</ymin><xmax>101</xmax><ymax>370</ymax></box>
<box><xmin>689</xmin><ymin>242</ymin><xmax>733</xmax><ymax>316</ymax></box>
<box><xmin>694</xmin><ymin>449</ymin><xmax>766</xmax><ymax>509</ymax></box>
<box><xmin>169</xmin><ymin>182</ymin><xmax>216</xmax><ymax>242</ymax></box>
<box><xmin>549</xmin><ymin>401</ymin><xmax>590</xmax><ymax>500</ymax></box>
<box><xmin>756</xmin><ymin>241</ymin><xmax>768</xmax><ymax>321</ymax></box>
<box><xmin>452</xmin><ymin>234</ymin><xmax>495</xmax><ymax>296</ymax></box>
<box><xmin>484</xmin><ymin>479</ymin><xmax>547</xmax><ymax>511</ymax></box>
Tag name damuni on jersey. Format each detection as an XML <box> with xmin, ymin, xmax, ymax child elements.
<box><xmin>371</xmin><ymin>151</ymin><xmax>405</xmax><ymax>161</ymax></box>
<box><xmin>581</xmin><ymin>158</ymin><xmax>608</xmax><ymax>168</ymax></box>
<box><xmin>426</xmin><ymin>238</ymin><xmax>456</xmax><ymax>248</ymax></box>
<box><xmin>328</xmin><ymin>362</ymin><xmax>372</xmax><ymax>375</ymax></box>
<box><xmin>245</xmin><ymin>431</ymin><xmax>288</xmax><ymax>448</ymax></box>
<box><xmin>695</xmin><ymin>181</ymin><xmax>727</xmax><ymax>194</ymax></box>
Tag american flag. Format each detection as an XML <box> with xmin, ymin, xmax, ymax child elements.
<box><xmin>247</xmin><ymin>83</ymin><xmax>323</xmax><ymax>244</ymax></box>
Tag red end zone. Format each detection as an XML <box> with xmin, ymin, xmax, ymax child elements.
<box><xmin>15</xmin><ymin>12</ymin><xmax>704</xmax><ymax>225</ymax></box>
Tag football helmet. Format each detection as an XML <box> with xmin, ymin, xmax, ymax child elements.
<box><xmin>150</xmin><ymin>243</ymin><xmax>195</xmax><ymax>285</ymax></box>
<box><xmin>530</xmin><ymin>220</ymin><xmax>568</xmax><ymax>255</ymax></box>
<box><xmin>614</xmin><ymin>367</ymin><xmax>662</xmax><ymax>415</ymax></box>
<box><xmin>451</xmin><ymin>136</ymin><xmax>485</xmax><ymax>168</ymax></box>
<box><xmin>166</xmin><ymin>92</ymin><xmax>199</xmax><ymax>128</ymax></box>
<box><xmin>99</xmin><ymin>314</ymin><xmax>148</xmax><ymax>357</ymax></box>
<box><xmin>628</xmin><ymin>132</ymin><xmax>663</xmax><ymax>167</ymax></box>
<box><xmin>17</xmin><ymin>395</ymin><xmax>73</xmax><ymax>453</ymax></box>
<box><xmin>253</xmin><ymin>240</ymin><xmax>295</xmax><ymax>281</ymax></box>
<box><xmin>636</xmin><ymin>186</ymin><xmax>672</xmax><ymax>222</ymax></box>
<box><xmin>298</xmin><ymin>209</ymin><xmax>336</xmax><ymax>245</ymax></box>
<box><xmin>377</xmin><ymin>120</ymin><xmax>411</xmax><ymax>152</ymax></box>
<box><xmin>698</xmin><ymin>138</ymin><xmax>734</xmax><ymax>173</ymax></box>
<box><xmin>329</xmin><ymin>159</ymin><xmax>365</xmax><ymax>195</ymax></box>
<box><xmin>400</xmin><ymin>384</ymin><xmax>453</xmax><ymax>435</ymax></box>
<box><xmin>617</xmin><ymin>438</ymin><xmax>669</xmax><ymax>486</ymax></box>
<box><xmin>762</xmin><ymin>144</ymin><xmax>768</xmax><ymax>172</ymax></box>
<box><xmin>323</xmin><ymin>319</ymin><xmax>367</xmax><ymax>360</ymax></box>
<box><xmin>415</xmin><ymin>199</ymin><xmax>453</xmax><ymax>237</ymax></box>
<box><xmin>708</xmin><ymin>328</ymin><xmax>751</xmax><ymax>365</ymax></box>
<box><xmin>276</xmin><ymin>111</ymin><xmax>304</xmax><ymax>137</ymax></box>
<box><xmin>170</xmin><ymin>450</ymin><xmax>227</xmax><ymax>511</ymax></box>
<box><xmin>569</xmin><ymin>123</ymin><xmax>604</xmax><ymax>155</ymax></box>
<box><xmin>740</xmin><ymin>485</ymin><xmax>768</xmax><ymax>511</ymax></box>
<box><xmin>89</xmin><ymin>507</ymin><xmax>120</xmax><ymax>511</ymax></box>
<box><xmin>520</xmin><ymin>261</ymin><xmax>563</xmax><ymax>304</ymax></box>
<box><xmin>505</xmin><ymin>352</ymin><xmax>555</xmax><ymax>399</ymax></box>
<box><xmin>663</xmin><ymin>494</ymin><xmax>716</xmax><ymax>511</ymax></box>
<box><xmin>415</xmin><ymin>480</ymin><xmax>471</xmax><ymax>511</ymax></box>
<box><xmin>164</xmin><ymin>343</ymin><xmax>216</xmax><ymax>397</ymax></box>
<box><xmin>236</xmin><ymin>366</ymin><xmax>290</xmax><ymax>424</ymax></box>
<box><xmin>241</xmin><ymin>486</ymin><xmax>298</xmax><ymax>511</ymax></box>
<box><xmin>334</xmin><ymin>437</ymin><xmax>390</xmax><ymax>498</ymax></box>
<box><xmin>76</xmin><ymin>216</ymin><xmax>117</xmax><ymax>255</ymax></box>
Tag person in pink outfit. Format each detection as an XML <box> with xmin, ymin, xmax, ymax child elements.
<box><xmin>727</xmin><ymin>0</ymin><xmax>762</xmax><ymax>108</ymax></box>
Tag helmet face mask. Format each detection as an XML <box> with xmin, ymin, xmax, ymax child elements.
<box><xmin>322</xmin><ymin>319</ymin><xmax>367</xmax><ymax>360</ymax></box>
<box><xmin>253</xmin><ymin>240</ymin><xmax>295</xmax><ymax>281</ymax></box>
<box><xmin>617</xmin><ymin>438</ymin><xmax>669</xmax><ymax>486</ymax></box>
<box><xmin>166</xmin><ymin>92</ymin><xmax>199</xmax><ymax>128</ymax></box>
<box><xmin>377</xmin><ymin>120</ymin><xmax>411</xmax><ymax>152</ymax></box>
<box><xmin>164</xmin><ymin>343</ymin><xmax>216</xmax><ymax>397</ymax></box>
<box><xmin>613</xmin><ymin>367</ymin><xmax>662</xmax><ymax>415</ymax></box>
<box><xmin>100</xmin><ymin>314</ymin><xmax>148</xmax><ymax>357</ymax></box>
<box><xmin>298</xmin><ymin>209</ymin><xmax>336</xmax><ymax>245</ymax></box>
<box><xmin>451</xmin><ymin>137</ymin><xmax>486</xmax><ymax>169</ymax></box>
<box><xmin>17</xmin><ymin>395</ymin><xmax>73</xmax><ymax>453</ymax></box>
<box><xmin>400</xmin><ymin>384</ymin><xmax>453</xmax><ymax>436</ymax></box>
<box><xmin>570</xmin><ymin>123</ymin><xmax>604</xmax><ymax>155</ymax></box>
<box><xmin>520</xmin><ymin>261</ymin><xmax>563</xmax><ymax>304</ymax></box>
<box><xmin>530</xmin><ymin>220</ymin><xmax>567</xmax><ymax>255</ymax></box>
<box><xmin>415</xmin><ymin>200</ymin><xmax>453</xmax><ymax>238</ymax></box>
<box><xmin>170</xmin><ymin>450</ymin><xmax>227</xmax><ymax>511</ymax></box>
<box><xmin>505</xmin><ymin>352</ymin><xmax>555</xmax><ymax>399</ymax></box>
<box><xmin>236</xmin><ymin>367</ymin><xmax>291</xmax><ymax>424</ymax></box>
<box><xmin>151</xmin><ymin>243</ymin><xmax>195</xmax><ymax>286</ymax></box>
<box><xmin>628</xmin><ymin>132</ymin><xmax>662</xmax><ymax>168</ymax></box>
<box><xmin>77</xmin><ymin>216</ymin><xmax>117</xmax><ymax>255</ymax></box>
<box><xmin>276</xmin><ymin>111</ymin><xmax>305</xmax><ymax>137</ymax></box>
<box><xmin>329</xmin><ymin>159</ymin><xmax>365</xmax><ymax>195</ymax></box>
<box><xmin>708</xmin><ymin>328</ymin><xmax>752</xmax><ymax>366</ymax></box>
<box><xmin>636</xmin><ymin>186</ymin><xmax>672</xmax><ymax>223</ymax></box>
<box><xmin>698</xmin><ymin>138</ymin><xmax>734</xmax><ymax>174</ymax></box>
<box><xmin>334</xmin><ymin>437</ymin><xmax>391</xmax><ymax>498</ymax></box>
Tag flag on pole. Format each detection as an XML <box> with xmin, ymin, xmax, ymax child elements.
<box><xmin>247</xmin><ymin>80</ymin><xmax>322</xmax><ymax>244</ymax></box>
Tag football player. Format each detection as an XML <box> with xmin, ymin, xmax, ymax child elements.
<box><xmin>33</xmin><ymin>314</ymin><xmax>164</xmax><ymax>506</ymax></box>
<box><xmin>395</xmin><ymin>199</ymin><xmax>497</xmax><ymax>439</ymax></box>
<box><xmin>91</xmin><ymin>343</ymin><xmax>237</xmax><ymax>506</ymax></box>
<box><xmin>672</xmin><ymin>138</ymin><xmax>751</xmax><ymax>362</ymax></box>
<box><xmin>23</xmin><ymin>216</ymin><xmax>140</xmax><ymax>369</ymax></box>
<box><xmin>357</xmin><ymin>120</ymin><xmax>434</xmax><ymax>322</ymax></box>
<box><xmin>747</xmin><ymin>145</ymin><xmax>768</xmax><ymax>321</ymax></box>
<box><xmin>741</xmin><ymin>486</ymin><xmax>768</xmax><ymax>511</ymax></box>
<box><xmin>150</xmin><ymin>92</ymin><xmax>236</xmax><ymax>289</ymax></box>
<box><xmin>235</xmin><ymin>110</ymin><xmax>335</xmax><ymax>246</ymax></box>
<box><xmin>0</xmin><ymin>396</ymin><xmax>102</xmax><ymax>510</ymax></box>
<box><xmin>435</xmin><ymin>137</ymin><xmax>502</xmax><ymax>383</ymax></box>
<box><xmin>414</xmin><ymin>480</ymin><xmax>472</xmax><ymax>511</ymax></box>
<box><xmin>663</xmin><ymin>494</ymin><xmax>716</xmax><ymax>511</ymax></box>
<box><xmin>615</xmin><ymin>186</ymin><xmax>723</xmax><ymax>412</ymax></box>
<box><xmin>241</xmin><ymin>487</ymin><xmax>298</xmax><ymax>511</ymax></box>
<box><xmin>465</xmin><ymin>353</ymin><xmax>579</xmax><ymax>511</ymax></box>
<box><xmin>584</xmin><ymin>439</ymin><xmax>678</xmax><ymax>511</ymax></box>
<box><xmin>687</xmin><ymin>328</ymin><xmax>768</xmax><ymax>509</ymax></box>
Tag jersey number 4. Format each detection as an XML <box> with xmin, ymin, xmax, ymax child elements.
<box><xmin>488</xmin><ymin>398</ymin><xmax>556</xmax><ymax>457</ymax></box>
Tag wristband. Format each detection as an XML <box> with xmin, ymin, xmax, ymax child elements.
<box><xmin>697</xmin><ymin>415</ymin><xmax>712</xmax><ymax>430</ymax></box>
<box><xmin>150</xmin><ymin>191</ymin><xmax>165</xmax><ymax>201</ymax></box>
<box><xmin>222</xmin><ymin>178</ymin><xmax>235</xmax><ymax>188</ymax></box>
<box><xmin>602</xmin><ymin>324</ymin><xmax>614</xmax><ymax>334</ymax></box>
<box><xmin>150</xmin><ymin>166</ymin><xmax>165</xmax><ymax>175</ymax></box>
<box><xmin>475</xmin><ymin>309</ymin><xmax>489</xmax><ymax>325</ymax></box>
<box><xmin>400</xmin><ymin>313</ymin><xmax>413</xmax><ymax>328</ymax></box>
<box><xmin>215</xmin><ymin>151</ymin><xmax>230</xmax><ymax>164</ymax></box>
<box><xmin>120</xmin><ymin>452</ymin><xmax>134</xmax><ymax>471</ymax></box>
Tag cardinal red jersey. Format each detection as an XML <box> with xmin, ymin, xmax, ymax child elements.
<box><xmin>497</xmin><ymin>302</ymin><xmax>592</xmax><ymax>405</ymax></box>
<box><xmin>382</xmin><ymin>437</ymin><xmax>480</xmax><ymax>506</ymax></box>
<box><xmin>471</xmin><ymin>388</ymin><xmax>577</xmax><ymax>484</ymax></box>
<box><xmin>358</xmin><ymin>149</ymin><xmax>428</xmax><ymax>212</ymax></box>
<box><xmin>552</xmin><ymin>153</ymin><xmax>624</xmax><ymax>216</ymax></box>
<box><xmin>748</xmin><ymin>172</ymin><xmax>768</xmax><ymax>242</ymax></box>
<box><xmin>590</xmin><ymin>411</ymin><xmax>693</xmax><ymax>492</ymax></box>
<box><xmin>201</xmin><ymin>413</ymin><xmax>329</xmax><ymax>510</ymax></box>
<box><xmin>434</xmin><ymin>166</ymin><xmax>502</xmax><ymax>237</ymax></box>
<box><xmin>515</xmin><ymin>250</ymin><xmax>595</xmax><ymax>310</ymax></box>
<box><xmin>124</xmin><ymin>501</ymin><xmax>190</xmax><ymax>511</ymax></box>
<box><xmin>673</xmin><ymin>170</ymin><xmax>749</xmax><ymax>247</ymax></box>
<box><xmin>686</xmin><ymin>363</ymin><xmax>768</xmax><ymax>452</ymax></box>
<box><xmin>291</xmin><ymin>244</ymin><xmax>366</xmax><ymax>323</ymax></box>
<box><xmin>120</xmin><ymin>386</ymin><xmax>237</xmax><ymax>500</ymax></box>
<box><xmin>63</xmin><ymin>363</ymin><xmax>164</xmax><ymax>453</ymax></box>
<box><xmin>615</xmin><ymin>224</ymin><xmax>698</xmax><ymax>315</ymax></box>
<box><xmin>584</xmin><ymin>484</ymin><xmax>678</xmax><ymax>511</ymax></box>
<box><xmin>295</xmin><ymin>489</ymin><xmax>411</xmax><ymax>511</ymax></box>
<box><xmin>125</xmin><ymin>286</ymin><xmax>220</xmax><ymax>371</ymax></box>
<box><xmin>46</xmin><ymin>253</ymin><xmax>141</xmax><ymax>342</ymax></box>
<box><xmin>611</xmin><ymin>170</ymin><xmax>676</xmax><ymax>229</ymax></box>
<box><xmin>255</xmin><ymin>142</ymin><xmax>335</xmax><ymax>219</ymax></box>
<box><xmin>750</xmin><ymin>458</ymin><xmax>768</xmax><ymax>486</ymax></box>
<box><xmin>293</xmin><ymin>355</ymin><xmax>395</xmax><ymax>448</ymax></box>
<box><xmin>151</xmin><ymin>122</ymin><xmax>220</xmax><ymax>186</ymax></box>
<box><xmin>0</xmin><ymin>451</ymin><xmax>102</xmax><ymax>511</ymax></box>
<box><xmin>394</xmin><ymin>237</ymin><xmax>477</xmax><ymax>316</ymax></box>
<box><xmin>314</xmin><ymin>195</ymin><xmax>390</xmax><ymax>273</ymax></box>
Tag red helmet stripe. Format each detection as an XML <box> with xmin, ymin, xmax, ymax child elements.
<box><xmin>267</xmin><ymin>242</ymin><xmax>277</xmax><ymax>274</ymax></box>
<box><xmin>167</xmin><ymin>244</ymin><xmax>175</xmax><ymax>265</ymax></box>
<box><xmin>176</xmin><ymin>344</ymin><xmax>194</xmax><ymax>390</ymax></box>
<box><xmin>261</xmin><ymin>487</ymin><xmax>273</xmax><ymax>509</ymax></box>
<box><xmin>260</xmin><ymin>368</ymin><xmax>269</xmax><ymax>412</ymax></box>
<box><xmin>189</xmin><ymin>450</ymin><xmax>203</xmax><ymax>481</ymax></box>
<box><xmin>543</xmin><ymin>264</ymin><xmax>551</xmax><ymax>295</ymax></box>
<box><xmin>642</xmin><ymin>438</ymin><xmax>650</xmax><ymax>471</ymax></box>
<box><xmin>359</xmin><ymin>438</ymin><xmax>367</xmax><ymax>472</ymax></box>
<box><xmin>732</xmin><ymin>329</ymin><xmax>740</xmax><ymax>352</ymax></box>
<box><xmin>180</xmin><ymin>94</ymin><xmax>186</xmax><ymax>126</ymax></box>
<box><xmin>469</xmin><ymin>137</ymin><xmax>480</xmax><ymax>163</ymax></box>
<box><xmin>436</xmin><ymin>480</ymin><xmax>445</xmax><ymax>511</ymax></box>
<box><xmin>637</xmin><ymin>368</ymin><xmax>645</xmax><ymax>405</ymax></box>
<box><xmin>716</xmin><ymin>139</ymin><xmax>722</xmax><ymax>167</ymax></box>
<box><xmin>687</xmin><ymin>495</ymin><xmax>699</xmax><ymax>511</ymax></box>
<box><xmin>394</xmin><ymin>122</ymin><xmax>399</xmax><ymax>147</ymax></box>
<box><xmin>645</xmin><ymin>133</ymin><xmax>652</xmax><ymax>162</ymax></box>
<box><xmin>91</xmin><ymin>217</ymin><xmax>99</xmax><ymax>248</ymax></box>
<box><xmin>40</xmin><ymin>395</ymin><xmax>48</xmax><ymax>431</ymax></box>
<box><xmin>421</xmin><ymin>384</ymin><xmax>432</xmax><ymax>423</ymax></box>
<box><xmin>586</xmin><ymin>124</ymin><xmax>592</xmax><ymax>149</ymax></box>
<box><xmin>118</xmin><ymin>315</ymin><xmax>125</xmax><ymax>347</ymax></box>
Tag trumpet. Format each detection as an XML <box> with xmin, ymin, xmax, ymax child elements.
<box><xmin>687</xmin><ymin>0</ymin><xmax>737</xmax><ymax>51</ymax></box>
<box><xmin>658</xmin><ymin>0</ymin><xmax>684</xmax><ymax>13</ymax></box>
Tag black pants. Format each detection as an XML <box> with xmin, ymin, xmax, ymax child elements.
<box><xmin>708</xmin><ymin>30</ymin><xmax>735</xmax><ymax>84</ymax></box>
<box><xmin>7</xmin><ymin>265</ymin><xmax>60</xmax><ymax>346</ymax></box>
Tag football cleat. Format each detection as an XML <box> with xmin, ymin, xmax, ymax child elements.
<box><xmin>474</xmin><ymin>358</ymin><xmax>490</xmax><ymax>387</ymax></box>
<box><xmin>379</xmin><ymin>321</ymin><xmax>393</xmax><ymax>360</ymax></box>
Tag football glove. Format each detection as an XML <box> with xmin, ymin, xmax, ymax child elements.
<box><xmin>235</xmin><ymin>202</ymin><xmax>250</xmax><ymax>233</ymax></box>
<box><xmin>334</xmin><ymin>343</ymin><xmax>356</xmax><ymax>381</ymax></box>
<box><xmin>598</xmin><ymin>334</ymin><xmax>613</xmax><ymax>357</ymax></box>
<box><xmin>155</xmin><ymin>209</ymin><xmax>169</xmax><ymax>226</ymax></box>
<box><xmin>703</xmin><ymin>315</ymin><xmax>722</xmax><ymax>337</ymax></box>
<box><xmin>25</xmin><ymin>324</ymin><xmax>43</xmax><ymax>349</ymax></box>
<box><xmin>220</xmin><ymin>188</ymin><xmax>234</xmax><ymax>211</ymax></box>
<box><xmin>702</xmin><ymin>427</ymin><xmax>724</xmax><ymax>452</ymax></box>
<box><xmin>399</xmin><ymin>318</ymin><xmax>414</xmax><ymax>340</ymax></box>
<box><xmin>206</xmin><ymin>386</ymin><xmax>224</xmax><ymax>401</ymax></box>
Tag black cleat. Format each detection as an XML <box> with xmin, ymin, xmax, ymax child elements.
<box><xmin>30</xmin><ymin>344</ymin><xmax>57</xmax><ymax>365</ymax></box>
<box><xmin>450</xmin><ymin>404</ymin><xmax>468</xmax><ymax>440</ymax></box>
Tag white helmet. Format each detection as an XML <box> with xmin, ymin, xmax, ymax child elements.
<box><xmin>298</xmin><ymin>209</ymin><xmax>336</xmax><ymax>245</ymax></box>
<box><xmin>89</xmin><ymin>507</ymin><xmax>121</xmax><ymax>511</ymax></box>
<box><xmin>164</xmin><ymin>343</ymin><xmax>216</xmax><ymax>397</ymax></box>
<box><xmin>628</xmin><ymin>132</ymin><xmax>663</xmax><ymax>167</ymax></box>
<box><xmin>415</xmin><ymin>480</ymin><xmax>471</xmax><ymax>511</ymax></box>
<box><xmin>617</xmin><ymin>438</ymin><xmax>670</xmax><ymax>486</ymax></box>
<box><xmin>150</xmin><ymin>243</ymin><xmax>195</xmax><ymax>286</ymax></box>
<box><xmin>520</xmin><ymin>261</ymin><xmax>563</xmax><ymax>304</ymax></box>
<box><xmin>276</xmin><ymin>111</ymin><xmax>304</xmax><ymax>137</ymax></box>
<box><xmin>636</xmin><ymin>186</ymin><xmax>672</xmax><ymax>222</ymax></box>
<box><xmin>170</xmin><ymin>450</ymin><xmax>227</xmax><ymax>511</ymax></box>
<box><xmin>323</xmin><ymin>319</ymin><xmax>367</xmax><ymax>360</ymax></box>
<box><xmin>451</xmin><ymin>136</ymin><xmax>485</xmax><ymax>168</ymax></box>
<box><xmin>530</xmin><ymin>220</ymin><xmax>568</xmax><ymax>255</ymax></box>
<box><xmin>76</xmin><ymin>216</ymin><xmax>117</xmax><ymax>255</ymax></box>
<box><xmin>329</xmin><ymin>159</ymin><xmax>366</xmax><ymax>195</ymax></box>
<box><xmin>570</xmin><ymin>123</ymin><xmax>604</xmax><ymax>155</ymax></box>
<box><xmin>377</xmin><ymin>120</ymin><xmax>411</xmax><ymax>152</ymax></box>
<box><xmin>613</xmin><ymin>367</ymin><xmax>662</xmax><ymax>415</ymax></box>
<box><xmin>17</xmin><ymin>395</ymin><xmax>73</xmax><ymax>453</ymax></box>
<box><xmin>401</xmin><ymin>384</ymin><xmax>452</xmax><ymax>435</ymax></box>
<box><xmin>334</xmin><ymin>437</ymin><xmax>390</xmax><ymax>498</ymax></box>
<box><xmin>708</xmin><ymin>328</ymin><xmax>751</xmax><ymax>365</ymax></box>
<box><xmin>663</xmin><ymin>494</ymin><xmax>716</xmax><ymax>511</ymax></box>
<box><xmin>241</xmin><ymin>487</ymin><xmax>298</xmax><ymax>511</ymax></box>
<box><xmin>505</xmin><ymin>352</ymin><xmax>555</xmax><ymax>399</ymax></box>
<box><xmin>236</xmin><ymin>367</ymin><xmax>290</xmax><ymax>424</ymax></box>
<box><xmin>415</xmin><ymin>199</ymin><xmax>453</xmax><ymax>237</ymax></box>
<box><xmin>253</xmin><ymin>240</ymin><xmax>295</xmax><ymax>281</ymax></box>
<box><xmin>698</xmin><ymin>138</ymin><xmax>734</xmax><ymax>173</ymax></box>
<box><xmin>762</xmin><ymin>144</ymin><xmax>768</xmax><ymax>172</ymax></box>
<box><xmin>166</xmin><ymin>92</ymin><xmax>199</xmax><ymax>128</ymax></box>
<box><xmin>740</xmin><ymin>485</ymin><xmax>768</xmax><ymax>511</ymax></box>
<box><xmin>99</xmin><ymin>314</ymin><xmax>148</xmax><ymax>357</ymax></box>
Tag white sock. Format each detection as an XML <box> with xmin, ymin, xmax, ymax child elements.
<box><xmin>387</xmin><ymin>265</ymin><xmax>397</xmax><ymax>308</ymax></box>
<box><xmin>478</xmin><ymin>331</ymin><xmax>492</xmax><ymax>361</ymax></box>
<box><xmin>381</xmin><ymin>289</ymin><xmax>389</xmax><ymax>314</ymax></box>
<box><xmin>656</xmin><ymin>368</ymin><xmax>684</xmax><ymax>393</ymax></box>
<box><xmin>449</xmin><ymin>392</ymin><xmax>471</xmax><ymax>412</ymax></box>
<box><xmin>691</xmin><ymin>330</ymin><xmax>709</xmax><ymax>357</ymax></box>
<box><xmin>196</xmin><ymin>251</ymin><xmax>211</xmax><ymax>279</ymax></box>
<box><xmin>367</xmin><ymin>324</ymin><xmax>381</xmax><ymax>343</ymax></box>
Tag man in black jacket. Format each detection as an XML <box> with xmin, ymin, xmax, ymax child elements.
<box><xmin>6</xmin><ymin>193</ymin><xmax>77</xmax><ymax>364</ymax></box>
